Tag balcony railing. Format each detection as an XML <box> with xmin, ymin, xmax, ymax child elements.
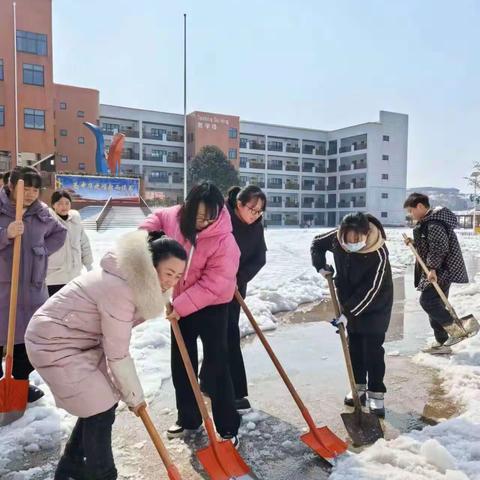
<box><xmin>286</xmin><ymin>145</ymin><xmax>300</xmax><ymax>153</ymax></box>
<box><xmin>148</xmin><ymin>177</ymin><xmax>169</xmax><ymax>184</ymax></box>
<box><xmin>338</xmin><ymin>201</ymin><xmax>348</xmax><ymax>208</ymax></box>
<box><xmin>267</xmin><ymin>182</ymin><xmax>282</xmax><ymax>189</ymax></box>
<box><xmin>250</xmin><ymin>161</ymin><xmax>266</xmax><ymax>169</ymax></box>
<box><xmin>339</xmin><ymin>146</ymin><xmax>351</xmax><ymax>153</ymax></box>
<box><xmin>352</xmin><ymin>182</ymin><xmax>367</xmax><ymax>189</ymax></box>
<box><xmin>285</xmin><ymin>201</ymin><xmax>299</xmax><ymax>208</ymax></box>
<box><xmin>354</xmin><ymin>143</ymin><xmax>367</xmax><ymax>151</ymax></box>
<box><xmin>327</xmin><ymin>202</ymin><xmax>336</xmax><ymax>208</ymax></box>
<box><xmin>240</xmin><ymin>139</ymin><xmax>265</xmax><ymax>150</ymax></box>
<box><xmin>142</xmin><ymin>132</ymin><xmax>184</xmax><ymax>142</ymax></box>
<box><xmin>328</xmin><ymin>147</ymin><xmax>337</xmax><ymax>155</ymax></box>
<box><xmin>327</xmin><ymin>166</ymin><xmax>337</xmax><ymax>173</ymax></box>
<box><xmin>268</xmin><ymin>143</ymin><xmax>283</xmax><ymax>152</ymax></box>
<box><xmin>315</xmin><ymin>184</ymin><xmax>325</xmax><ymax>191</ymax></box>
<box><xmin>240</xmin><ymin>139</ymin><xmax>248</xmax><ymax>148</ymax></box>
<box><xmin>302</xmin><ymin>165</ymin><xmax>314</xmax><ymax>173</ymax></box>
<box><xmin>303</xmin><ymin>146</ymin><xmax>326</xmax><ymax>155</ymax></box>
<box><xmin>339</xmin><ymin>183</ymin><xmax>351</xmax><ymax>190</ymax></box>
<box><xmin>269</xmin><ymin>201</ymin><xmax>282</xmax><ymax>207</ymax></box>
<box><xmin>302</xmin><ymin>202</ymin><xmax>314</xmax><ymax>208</ymax></box>
<box><xmin>251</xmin><ymin>141</ymin><xmax>265</xmax><ymax>150</ymax></box>
<box><xmin>285</xmin><ymin>182</ymin><xmax>299</xmax><ymax>190</ymax></box>
<box><xmin>302</xmin><ymin>183</ymin><xmax>314</xmax><ymax>190</ymax></box>
<box><xmin>354</xmin><ymin>162</ymin><xmax>367</xmax><ymax>170</ymax></box>
<box><xmin>354</xmin><ymin>201</ymin><xmax>366</xmax><ymax>207</ymax></box>
<box><xmin>143</xmin><ymin>154</ymin><xmax>184</xmax><ymax>163</ymax></box>
<box><xmin>268</xmin><ymin>163</ymin><xmax>283</xmax><ymax>170</ymax></box>
<box><xmin>327</xmin><ymin>184</ymin><xmax>337</xmax><ymax>191</ymax></box>
<box><xmin>339</xmin><ymin>164</ymin><xmax>351</xmax><ymax>171</ymax></box>
<box><xmin>268</xmin><ymin>218</ymin><xmax>282</xmax><ymax>225</ymax></box>
<box><xmin>284</xmin><ymin>218</ymin><xmax>299</xmax><ymax>226</ymax></box>
<box><xmin>121</xmin><ymin>152</ymin><xmax>140</xmax><ymax>160</ymax></box>
<box><xmin>315</xmin><ymin>166</ymin><xmax>326</xmax><ymax>173</ymax></box>
<box><xmin>314</xmin><ymin>201</ymin><xmax>325</xmax><ymax>208</ymax></box>
<box><xmin>285</xmin><ymin>164</ymin><xmax>300</xmax><ymax>172</ymax></box>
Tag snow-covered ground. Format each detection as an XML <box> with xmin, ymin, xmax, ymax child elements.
<box><xmin>1</xmin><ymin>226</ymin><xmax>480</xmax><ymax>479</ymax></box>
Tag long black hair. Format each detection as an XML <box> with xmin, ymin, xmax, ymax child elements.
<box><xmin>147</xmin><ymin>231</ymin><xmax>187</xmax><ymax>267</ymax></box>
<box><xmin>179</xmin><ymin>182</ymin><xmax>224</xmax><ymax>245</ymax></box>
<box><xmin>227</xmin><ymin>185</ymin><xmax>267</xmax><ymax>211</ymax></box>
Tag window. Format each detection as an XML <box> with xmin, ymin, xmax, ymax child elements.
<box><xmin>382</xmin><ymin>155</ymin><xmax>389</xmax><ymax>161</ymax></box>
<box><xmin>0</xmin><ymin>59</ymin><xmax>4</xmax><ymax>81</ymax></box>
<box><xmin>16</xmin><ymin>30</ymin><xmax>47</xmax><ymax>56</ymax></box>
<box><xmin>381</xmin><ymin>212</ymin><xmax>388</xmax><ymax>218</ymax></box>
<box><xmin>24</xmin><ymin>108</ymin><xmax>45</xmax><ymax>129</ymax></box>
<box><xmin>23</xmin><ymin>63</ymin><xmax>44</xmax><ymax>86</ymax></box>
<box><xmin>59</xmin><ymin>102</ymin><xmax>67</xmax><ymax>110</ymax></box>
<box><xmin>60</xmin><ymin>129</ymin><xmax>68</xmax><ymax>137</ymax></box>
<box><xmin>229</xmin><ymin>127</ymin><xmax>238</xmax><ymax>139</ymax></box>
<box><xmin>0</xmin><ymin>106</ymin><xmax>4</xmax><ymax>126</ymax></box>
<box><xmin>381</xmin><ymin>174</ymin><xmax>389</xmax><ymax>180</ymax></box>
<box><xmin>381</xmin><ymin>193</ymin><xmax>389</xmax><ymax>199</ymax></box>
<box><xmin>383</xmin><ymin>135</ymin><xmax>390</xmax><ymax>142</ymax></box>
<box><xmin>151</xmin><ymin>128</ymin><xmax>166</xmax><ymax>138</ymax></box>
<box><xmin>102</xmin><ymin>122</ymin><xmax>120</xmax><ymax>134</ymax></box>
<box><xmin>60</xmin><ymin>155</ymin><xmax>68</xmax><ymax>164</ymax></box>
<box><xmin>77</xmin><ymin>110</ymin><xmax>85</xmax><ymax>118</ymax></box>
<box><xmin>78</xmin><ymin>136</ymin><xmax>85</xmax><ymax>144</ymax></box>
<box><xmin>78</xmin><ymin>163</ymin><xmax>86</xmax><ymax>171</ymax></box>
<box><xmin>228</xmin><ymin>148</ymin><xmax>237</xmax><ymax>160</ymax></box>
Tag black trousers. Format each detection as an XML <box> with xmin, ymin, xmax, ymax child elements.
<box><xmin>171</xmin><ymin>303</ymin><xmax>240</xmax><ymax>437</ymax></box>
<box><xmin>60</xmin><ymin>404</ymin><xmax>118</xmax><ymax>480</ymax></box>
<box><xmin>48</xmin><ymin>284</ymin><xmax>65</xmax><ymax>297</ymax></box>
<box><xmin>0</xmin><ymin>343</ymin><xmax>34</xmax><ymax>380</ymax></box>
<box><xmin>348</xmin><ymin>332</ymin><xmax>386</xmax><ymax>393</ymax></box>
<box><xmin>419</xmin><ymin>284</ymin><xmax>451</xmax><ymax>344</ymax></box>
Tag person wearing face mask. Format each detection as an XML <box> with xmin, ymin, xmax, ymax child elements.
<box><xmin>46</xmin><ymin>189</ymin><xmax>94</xmax><ymax>296</ymax></box>
<box><xmin>311</xmin><ymin>212</ymin><xmax>393</xmax><ymax>417</ymax></box>
<box><xmin>25</xmin><ymin>230</ymin><xmax>187</xmax><ymax>480</ymax></box>
<box><xmin>140</xmin><ymin>182</ymin><xmax>242</xmax><ymax>446</ymax></box>
<box><xmin>200</xmin><ymin>185</ymin><xmax>267</xmax><ymax>411</ymax></box>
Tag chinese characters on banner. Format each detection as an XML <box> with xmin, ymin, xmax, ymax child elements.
<box><xmin>197</xmin><ymin>114</ymin><xmax>230</xmax><ymax>130</ymax></box>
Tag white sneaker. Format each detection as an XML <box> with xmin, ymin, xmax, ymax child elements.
<box><xmin>167</xmin><ymin>423</ymin><xmax>185</xmax><ymax>439</ymax></box>
<box><xmin>344</xmin><ymin>384</ymin><xmax>367</xmax><ymax>407</ymax></box>
<box><xmin>367</xmin><ymin>392</ymin><xmax>385</xmax><ymax>418</ymax></box>
<box><xmin>422</xmin><ymin>341</ymin><xmax>452</xmax><ymax>355</ymax></box>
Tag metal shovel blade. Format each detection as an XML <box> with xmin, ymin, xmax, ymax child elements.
<box><xmin>197</xmin><ymin>439</ymin><xmax>253</xmax><ymax>480</ymax></box>
<box><xmin>341</xmin><ymin>410</ymin><xmax>384</xmax><ymax>447</ymax></box>
<box><xmin>301</xmin><ymin>426</ymin><xmax>348</xmax><ymax>459</ymax></box>
<box><xmin>460</xmin><ymin>314</ymin><xmax>480</xmax><ymax>337</ymax></box>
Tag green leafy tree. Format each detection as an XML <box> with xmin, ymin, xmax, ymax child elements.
<box><xmin>188</xmin><ymin>145</ymin><xmax>240</xmax><ymax>194</ymax></box>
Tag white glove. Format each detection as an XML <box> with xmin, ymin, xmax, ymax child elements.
<box><xmin>331</xmin><ymin>314</ymin><xmax>348</xmax><ymax>330</ymax></box>
<box><xmin>318</xmin><ymin>265</ymin><xmax>334</xmax><ymax>277</ymax></box>
<box><xmin>108</xmin><ymin>356</ymin><xmax>145</xmax><ymax>409</ymax></box>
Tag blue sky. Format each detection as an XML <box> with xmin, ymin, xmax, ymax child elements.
<box><xmin>52</xmin><ymin>0</ymin><xmax>480</xmax><ymax>191</ymax></box>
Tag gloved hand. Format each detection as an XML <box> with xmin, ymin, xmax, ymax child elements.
<box><xmin>330</xmin><ymin>314</ymin><xmax>348</xmax><ymax>333</ymax></box>
<box><xmin>318</xmin><ymin>264</ymin><xmax>334</xmax><ymax>277</ymax></box>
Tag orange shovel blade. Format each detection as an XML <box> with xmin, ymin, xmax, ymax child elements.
<box><xmin>166</xmin><ymin>464</ymin><xmax>183</xmax><ymax>480</ymax></box>
<box><xmin>197</xmin><ymin>439</ymin><xmax>252</xmax><ymax>480</ymax></box>
<box><xmin>301</xmin><ymin>426</ymin><xmax>348</xmax><ymax>459</ymax></box>
<box><xmin>0</xmin><ymin>376</ymin><xmax>29</xmax><ymax>425</ymax></box>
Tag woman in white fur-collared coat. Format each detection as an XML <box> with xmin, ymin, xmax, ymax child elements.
<box><xmin>25</xmin><ymin>230</ymin><xmax>187</xmax><ymax>480</ymax></box>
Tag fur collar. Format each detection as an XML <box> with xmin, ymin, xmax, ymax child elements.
<box><xmin>115</xmin><ymin>230</ymin><xmax>171</xmax><ymax>319</ymax></box>
<box><xmin>337</xmin><ymin>222</ymin><xmax>385</xmax><ymax>254</ymax></box>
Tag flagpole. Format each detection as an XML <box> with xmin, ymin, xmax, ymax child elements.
<box><xmin>13</xmin><ymin>2</ymin><xmax>19</xmax><ymax>167</ymax></box>
<box><xmin>183</xmin><ymin>13</ymin><xmax>187</xmax><ymax>200</ymax></box>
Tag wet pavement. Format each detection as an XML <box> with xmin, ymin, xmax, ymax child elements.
<box><xmin>6</xmin><ymin>257</ymin><xmax>479</xmax><ymax>479</ymax></box>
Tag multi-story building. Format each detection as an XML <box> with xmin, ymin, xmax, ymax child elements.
<box><xmin>0</xmin><ymin>0</ymin><xmax>98</xmax><ymax>174</ymax></box>
<box><xmin>100</xmin><ymin>105</ymin><xmax>408</xmax><ymax>226</ymax></box>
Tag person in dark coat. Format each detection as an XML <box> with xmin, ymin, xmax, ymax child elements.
<box><xmin>311</xmin><ymin>212</ymin><xmax>393</xmax><ymax>417</ymax></box>
<box><xmin>219</xmin><ymin>185</ymin><xmax>267</xmax><ymax>410</ymax></box>
<box><xmin>403</xmin><ymin>193</ymin><xmax>469</xmax><ymax>353</ymax></box>
<box><xmin>0</xmin><ymin>166</ymin><xmax>67</xmax><ymax>402</ymax></box>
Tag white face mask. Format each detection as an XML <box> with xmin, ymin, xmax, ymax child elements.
<box><xmin>344</xmin><ymin>240</ymin><xmax>366</xmax><ymax>253</ymax></box>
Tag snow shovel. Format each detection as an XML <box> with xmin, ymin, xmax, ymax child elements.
<box><xmin>0</xmin><ymin>180</ymin><xmax>29</xmax><ymax>427</ymax></box>
<box><xmin>403</xmin><ymin>234</ymin><xmax>479</xmax><ymax>337</ymax></box>
<box><xmin>325</xmin><ymin>275</ymin><xmax>384</xmax><ymax>447</ymax></box>
<box><xmin>235</xmin><ymin>289</ymin><xmax>348</xmax><ymax>460</ymax></box>
<box><xmin>138</xmin><ymin>405</ymin><xmax>183</xmax><ymax>480</ymax></box>
<box><xmin>170</xmin><ymin>317</ymin><xmax>254</xmax><ymax>480</ymax></box>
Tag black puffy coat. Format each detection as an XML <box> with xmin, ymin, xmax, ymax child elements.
<box><xmin>311</xmin><ymin>215</ymin><xmax>393</xmax><ymax>335</ymax></box>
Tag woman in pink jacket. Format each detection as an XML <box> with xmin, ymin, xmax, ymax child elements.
<box><xmin>25</xmin><ymin>230</ymin><xmax>187</xmax><ymax>480</ymax></box>
<box><xmin>140</xmin><ymin>182</ymin><xmax>241</xmax><ymax>445</ymax></box>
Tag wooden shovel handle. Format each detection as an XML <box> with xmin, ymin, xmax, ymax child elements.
<box><xmin>325</xmin><ymin>275</ymin><xmax>363</xmax><ymax>411</ymax></box>
<box><xmin>170</xmin><ymin>318</ymin><xmax>211</xmax><ymax>423</ymax></box>
<box><xmin>6</xmin><ymin>180</ymin><xmax>24</xmax><ymax>364</ymax></box>
<box><xmin>138</xmin><ymin>406</ymin><xmax>179</xmax><ymax>472</ymax></box>
<box><xmin>402</xmin><ymin>234</ymin><xmax>457</xmax><ymax>318</ymax></box>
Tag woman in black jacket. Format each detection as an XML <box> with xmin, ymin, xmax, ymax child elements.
<box><xmin>200</xmin><ymin>185</ymin><xmax>267</xmax><ymax>410</ymax></box>
<box><xmin>311</xmin><ymin>212</ymin><xmax>393</xmax><ymax>417</ymax></box>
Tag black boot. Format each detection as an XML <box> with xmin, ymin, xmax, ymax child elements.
<box><xmin>28</xmin><ymin>384</ymin><xmax>45</xmax><ymax>403</ymax></box>
<box><xmin>54</xmin><ymin>455</ymin><xmax>87</xmax><ymax>480</ymax></box>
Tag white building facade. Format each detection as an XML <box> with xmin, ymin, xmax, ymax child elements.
<box><xmin>99</xmin><ymin>105</ymin><xmax>408</xmax><ymax>226</ymax></box>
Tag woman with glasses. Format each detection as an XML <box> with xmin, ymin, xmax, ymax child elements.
<box><xmin>140</xmin><ymin>182</ymin><xmax>242</xmax><ymax>446</ymax></box>
<box><xmin>201</xmin><ymin>185</ymin><xmax>267</xmax><ymax>411</ymax></box>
